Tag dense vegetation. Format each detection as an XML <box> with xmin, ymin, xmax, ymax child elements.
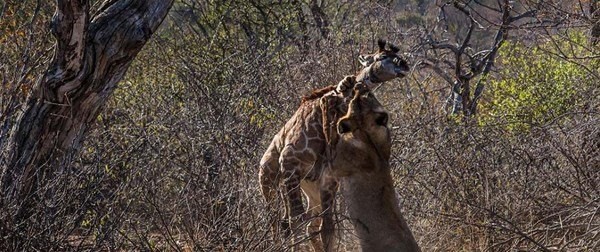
<box><xmin>1</xmin><ymin>0</ymin><xmax>598</xmax><ymax>251</ymax></box>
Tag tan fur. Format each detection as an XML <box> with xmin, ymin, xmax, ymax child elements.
<box><xmin>332</xmin><ymin>86</ymin><xmax>421</xmax><ymax>252</ymax></box>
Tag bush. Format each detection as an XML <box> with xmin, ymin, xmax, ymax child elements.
<box><xmin>479</xmin><ymin>32</ymin><xmax>598</xmax><ymax>131</ymax></box>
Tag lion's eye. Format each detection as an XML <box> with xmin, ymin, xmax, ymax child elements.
<box><xmin>338</xmin><ymin>120</ymin><xmax>353</xmax><ymax>134</ymax></box>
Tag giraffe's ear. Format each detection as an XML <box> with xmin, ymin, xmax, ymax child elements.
<box><xmin>337</xmin><ymin>118</ymin><xmax>355</xmax><ymax>134</ymax></box>
<box><xmin>389</xmin><ymin>43</ymin><xmax>400</xmax><ymax>53</ymax></box>
<box><xmin>358</xmin><ymin>54</ymin><xmax>374</xmax><ymax>66</ymax></box>
<box><xmin>377</xmin><ymin>39</ymin><xmax>386</xmax><ymax>52</ymax></box>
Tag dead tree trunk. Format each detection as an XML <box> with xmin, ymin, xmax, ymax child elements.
<box><xmin>0</xmin><ymin>0</ymin><xmax>173</xmax><ymax>219</ymax></box>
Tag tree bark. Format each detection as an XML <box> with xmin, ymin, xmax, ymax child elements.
<box><xmin>0</xmin><ymin>0</ymin><xmax>173</xmax><ymax>218</ymax></box>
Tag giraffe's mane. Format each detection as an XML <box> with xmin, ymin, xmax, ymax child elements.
<box><xmin>301</xmin><ymin>85</ymin><xmax>336</xmax><ymax>103</ymax></box>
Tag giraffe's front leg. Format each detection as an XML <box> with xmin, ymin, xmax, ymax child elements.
<box><xmin>320</xmin><ymin>175</ymin><xmax>338</xmax><ymax>252</ymax></box>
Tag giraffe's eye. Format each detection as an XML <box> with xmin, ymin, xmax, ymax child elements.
<box><xmin>375</xmin><ymin>113</ymin><xmax>388</xmax><ymax>126</ymax></box>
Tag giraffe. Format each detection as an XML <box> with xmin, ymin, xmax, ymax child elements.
<box><xmin>330</xmin><ymin>84</ymin><xmax>421</xmax><ymax>252</ymax></box>
<box><xmin>258</xmin><ymin>40</ymin><xmax>409</xmax><ymax>251</ymax></box>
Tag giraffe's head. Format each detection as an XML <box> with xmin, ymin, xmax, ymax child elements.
<box><xmin>357</xmin><ymin>39</ymin><xmax>410</xmax><ymax>84</ymax></box>
<box><xmin>331</xmin><ymin>84</ymin><xmax>391</xmax><ymax>176</ymax></box>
